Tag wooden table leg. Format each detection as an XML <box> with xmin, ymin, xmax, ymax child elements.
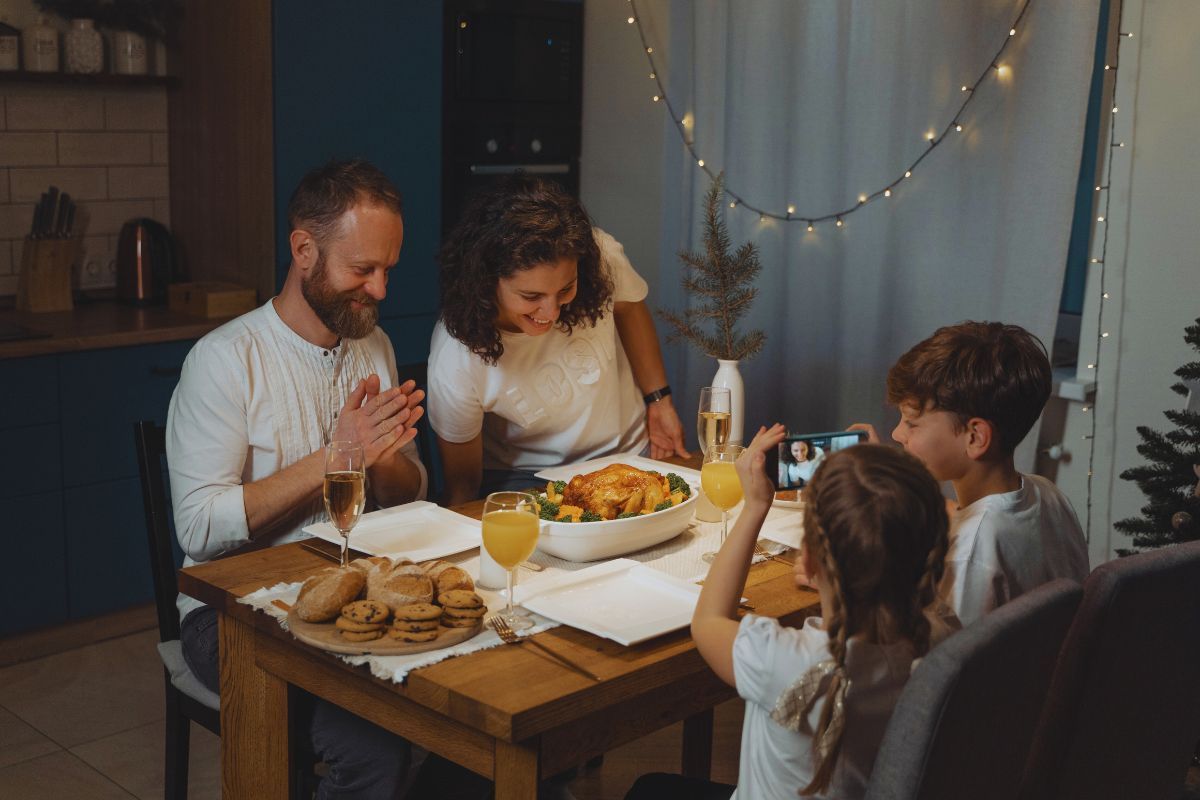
<box><xmin>681</xmin><ymin>708</ymin><xmax>714</xmax><ymax>780</ymax></box>
<box><xmin>494</xmin><ymin>738</ymin><xmax>540</xmax><ymax>800</ymax></box>
<box><xmin>219</xmin><ymin>613</ymin><xmax>291</xmax><ymax>800</ymax></box>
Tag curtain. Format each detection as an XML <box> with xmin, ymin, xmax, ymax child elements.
<box><xmin>655</xmin><ymin>0</ymin><xmax>1100</xmax><ymax>468</ymax></box>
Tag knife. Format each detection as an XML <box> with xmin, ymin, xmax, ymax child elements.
<box><xmin>62</xmin><ymin>198</ymin><xmax>76</xmax><ymax>238</ymax></box>
<box><xmin>30</xmin><ymin>192</ymin><xmax>48</xmax><ymax>238</ymax></box>
<box><xmin>44</xmin><ymin>186</ymin><xmax>59</xmax><ymax>238</ymax></box>
<box><xmin>53</xmin><ymin>193</ymin><xmax>71</xmax><ymax>238</ymax></box>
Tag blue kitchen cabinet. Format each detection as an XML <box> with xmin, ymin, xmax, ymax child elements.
<box><xmin>59</xmin><ymin>340</ymin><xmax>193</xmax><ymax>487</ymax></box>
<box><xmin>0</xmin><ymin>355</ymin><xmax>59</xmax><ymax>428</ymax></box>
<box><xmin>64</xmin><ymin>477</ymin><xmax>155</xmax><ymax>617</ymax></box>
<box><xmin>0</xmin><ymin>489</ymin><xmax>68</xmax><ymax>637</ymax></box>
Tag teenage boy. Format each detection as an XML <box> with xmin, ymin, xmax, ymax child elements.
<box><xmin>853</xmin><ymin>321</ymin><xmax>1089</xmax><ymax>626</ymax></box>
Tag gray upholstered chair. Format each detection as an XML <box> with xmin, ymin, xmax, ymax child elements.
<box><xmin>864</xmin><ymin>578</ymin><xmax>1082</xmax><ymax>800</ymax></box>
<box><xmin>1018</xmin><ymin>540</ymin><xmax>1200</xmax><ymax>800</ymax></box>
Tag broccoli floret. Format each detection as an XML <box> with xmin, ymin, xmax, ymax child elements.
<box><xmin>667</xmin><ymin>473</ymin><xmax>691</xmax><ymax>498</ymax></box>
<box><xmin>580</xmin><ymin>510</ymin><xmax>604</xmax><ymax>522</ymax></box>
<box><xmin>616</xmin><ymin>511</ymin><xmax>642</xmax><ymax>519</ymax></box>
<box><xmin>538</xmin><ymin>499</ymin><xmax>560</xmax><ymax>520</ymax></box>
<box><xmin>552</xmin><ymin>480</ymin><xmax>567</xmax><ymax>494</ymax></box>
<box><xmin>653</xmin><ymin>500</ymin><xmax>673</xmax><ymax>513</ymax></box>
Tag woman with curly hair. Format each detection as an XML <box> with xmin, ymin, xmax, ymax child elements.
<box><xmin>428</xmin><ymin>175</ymin><xmax>688</xmax><ymax>504</ymax></box>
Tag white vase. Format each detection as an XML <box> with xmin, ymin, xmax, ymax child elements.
<box><xmin>65</xmin><ymin>19</ymin><xmax>102</xmax><ymax>74</ymax></box>
<box><xmin>712</xmin><ymin>359</ymin><xmax>744</xmax><ymax>445</ymax></box>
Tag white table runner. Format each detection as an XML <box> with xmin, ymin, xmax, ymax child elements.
<box><xmin>236</xmin><ymin>505</ymin><xmax>802</xmax><ymax>683</ymax></box>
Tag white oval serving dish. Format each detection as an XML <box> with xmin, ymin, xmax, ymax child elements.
<box><xmin>535</xmin><ymin>492</ymin><xmax>697</xmax><ymax>562</ymax></box>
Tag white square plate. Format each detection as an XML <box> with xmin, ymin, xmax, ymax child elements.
<box><xmin>513</xmin><ymin>559</ymin><xmax>700</xmax><ymax>646</ymax></box>
<box><xmin>534</xmin><ymin>453</ymin><xmax>701</xmax><ymax>486</ymax></box>
<box><xmin>302</xmin><ymin>501</ymin><xmax>481</xmax><ymax>562</ymax></box>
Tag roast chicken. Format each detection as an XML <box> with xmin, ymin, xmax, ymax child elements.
<box><xmin>562</xmin><ymin>463</ymin><xmax>669</xmax><ymax>520</ymax></box>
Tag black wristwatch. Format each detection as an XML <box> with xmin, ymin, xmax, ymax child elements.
<box><xmin>643</xmin><ymin>385</ymin><xmax>672</xmax><ymax>405</ymax></box>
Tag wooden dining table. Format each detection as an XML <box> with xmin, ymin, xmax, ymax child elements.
<box><xmin>177</xmin><ymin>459</ymin><xmax>820</xmax><ymax>799</ymax></box>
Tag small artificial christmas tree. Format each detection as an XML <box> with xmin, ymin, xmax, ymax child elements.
<box><xmin>658</xmin><ymin>174</ymin><xmax>765</xmax><ymax>361</ymax></box>
<box><xmin>1114</xmin><ymin>317</ymin><xmax>1200</xmax><ymax>550</ymax></box>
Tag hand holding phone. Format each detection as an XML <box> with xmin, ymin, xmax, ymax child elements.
<box><xmin>765</xmin><ymin>430</ymin><xmax>868</xmax><ymax>491</ymax></box>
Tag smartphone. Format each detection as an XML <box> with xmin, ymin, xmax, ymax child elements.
<box><xmin>766</xmin><ymin>430</ymin><xmax>868</xmax><ymax>491</ymax></box>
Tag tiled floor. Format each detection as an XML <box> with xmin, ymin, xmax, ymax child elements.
<box><xmin>0</xmin><ymin>628</ymin><xmax>220</xmax><ymax>799</ymax></box>
<box><xmin>0</xmin><ymin>625</ymin><xmax>742</xmax><ymax>799</ymax></box>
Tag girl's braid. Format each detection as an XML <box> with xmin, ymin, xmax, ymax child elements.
<box><xmin>800</xmin><ymin>522</ymin><xmax>851</xmax><ymax>797</ymax></box>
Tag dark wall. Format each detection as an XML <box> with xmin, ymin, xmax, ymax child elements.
<box><xmin>272</xmin><ymin>0</ymin><xmax>443</xmax><ymax>366</ymax></box>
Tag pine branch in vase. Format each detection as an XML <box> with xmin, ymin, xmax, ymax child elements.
<box><xmin>657</xmin><ymin>173</ymin><xmax>766</xmax><ymax>362</ymax></box>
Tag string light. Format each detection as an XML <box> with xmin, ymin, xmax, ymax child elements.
<box><xmin>806</xmin><ymin>223</ymin><xmax>814</xmax><ymax>232</ymax></box>
<box><xmin>1084</xmin><ymin>0</ymin><xmax>1129</xmax><ymax>541</ymax></box>
<box><xmin>626</xmin><ymin>0</ymin><xmax>1033</xmax><ymax>224</ymax></box>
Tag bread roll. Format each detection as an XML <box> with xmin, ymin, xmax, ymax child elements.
<box><xmin>294</xmin><ymin>568</ymin><xmax>366</xmax><ymax>622</ymax></box>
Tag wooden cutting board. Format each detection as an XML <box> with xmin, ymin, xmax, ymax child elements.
<box><xmin>287</xmin><ymin>610</ymin><xmax>483</xmax><ymax>656</ymax></box>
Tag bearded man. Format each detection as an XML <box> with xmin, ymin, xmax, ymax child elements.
<box><xmin>167</xmin><ymin>159</ymin><xmax>426</xmax><ymax>798</ymax></box>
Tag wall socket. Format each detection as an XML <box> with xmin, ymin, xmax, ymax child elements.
<box><xmin>77</xmin><ymin>237</ymin><xmax>117</xmax><ymax>290</ymax></box>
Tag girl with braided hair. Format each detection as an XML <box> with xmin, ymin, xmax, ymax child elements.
<box><xmin>628</xmin><ymin>424</ymin><xmax>950</xmax><ymax>800</ymax></box>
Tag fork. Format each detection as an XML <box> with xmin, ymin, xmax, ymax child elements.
<box><xmin>489</xmin><ymin>615</ymin><xmax>602</xmax><ymax>681</ymax></box>
<box><xmin>754</xmin><ymin>542</ymin><xmax>795</xmax><ymax>567</ymax></box>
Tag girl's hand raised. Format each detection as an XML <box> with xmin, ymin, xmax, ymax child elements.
<box><xmin>735</xmin><ymin>423</ymin><xmax>787</xmax><ymax>512</ymax></box>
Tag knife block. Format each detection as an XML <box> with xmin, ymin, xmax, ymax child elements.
<box><xmin>16</xmin><ymin>237</ymin><xmax>77</xmax><ymax>313</ymax></box>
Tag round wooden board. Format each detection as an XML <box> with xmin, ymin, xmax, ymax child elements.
<box><xmin>287</xmin><ymin>610</ymin><xmax>483</xmax><ymax>656</ymax></box>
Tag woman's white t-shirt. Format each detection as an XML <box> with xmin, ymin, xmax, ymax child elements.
<box><xmin>428</xmin><ymin>229</ymin><xmax>650</xmax><ymax>472</ymax></box>
<box><xmin>731</xmin><ymin>615</ymin><xmax>916</xmax><ymax>800</ymax></box>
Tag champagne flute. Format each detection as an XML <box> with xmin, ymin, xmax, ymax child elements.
<box><xmin>482</xmin><ymin>491</ymin><xmax>540</xmax><ymax>632</ymax></box>
<box><xmin>701</xmin><ymin>443</ymin><xmax>745</xmax><ymax>563</ymax></box>
<box><xmin>697</xmin><ymin>387</ymin><xmax>732</xmax><ymax>456</ymax></box>
<box><xmin>324</xmin><ymin>440</ymin><xmax>366</xmax><ymax>567</ymax></box>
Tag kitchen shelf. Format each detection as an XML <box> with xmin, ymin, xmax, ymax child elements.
<box><xmin>0</xmin><ymin>71</ymin><xmax>176</xmax><ymax>88</ymax></box>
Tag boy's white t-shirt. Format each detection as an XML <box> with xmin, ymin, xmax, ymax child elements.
<box><xmin>939</xmin><ymin>473</ymin><xmax>1090</xmax><ymax>627</ymax></box>
<box><xmin>731</xmin><ymin>615</ymin><xmax>916</xmax><ymax>800</ymax></box>
<box><xmin>428</xmin><ymin>228</ymin><xmax>650</xmax><ymax>472</ymax></box>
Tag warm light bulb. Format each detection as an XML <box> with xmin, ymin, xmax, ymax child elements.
<box><xmin>1117</xmin><ymin>142</ymin><xmax>1125</xmax><ymax>147</ymax></box>
<box><xmin>652</xmin><ymin>95</ymin><xmax>660</xmax><ymax>102</ymax></box>
<box><xmin>1095</xmin><ymin>185</ymin><xmax>1102</xmax><ymax>191</ymax></box>
<box><xmin>1124</xmin><ymin>32</ymin><xmax>1134</xmax><ymax>37</ymax></box>
<box><xmin>858</xmin><ymin>194</ymin><xmax>867</xmax><ymax>204</ymax></box>
<box><xmin>1087</xmin><ymin>363</ymin><xmax>1095</xmax><ymax>369</ymax></box>
<box><xmin>996</xmin><ymin>65</ymin><xmax>1010</xmax><ymax>77</ymax></box>
<box><xmin>729</xmin><ymin>200</ymin><xmax>737</xmax><ymax>208</ymax></box>
<box><xmin>1102</xmin><ymin>292</ymin><xmax>1111</xmax><ymax>299</ymax></box>
<box><xmin>649</xmin><ymin>72</ymin><xmax>656</xmax><ymax>79</ymax></box>
<box><xmin>1104</xmin><ymin>64</ymin><xmax>1111</xmax><ymax>70</ymax></box>
<box><xmin>807</xmin><ymin>223</ymin><xmax>814</xmax><ymax>232</ymax></box>
<box><xmin>1082</xmin><ymin>406</ymin><xmax>1090</xmax><ymax>412</ymax></box>
<box><xmin>1102</xmin><ymin>332</ymin><xmax>1110</xmax><ymax>337</ymax></box>
<box><xmin>836</xmin><ymin>218</ymin><xmax>843</xmax><ymax>227</ymax></box>
<box><xmin>646</xmin><ymin>47</ymin><xmax>653</xmax><ymax>54</ymax></box>
<box><xmin>787</xmin><ymin>204</ymin><xmax>796</xmax><ymax>214</ymax></box>
<box><xmin>696</xmin><ymin>159</ymin><xmax>704</xmax><ymax>167</ymax></box>
<box><xmin>884</xmin><ymin>188</ymin><xmax>892</xmax><ymax>197</ymax></box>
<box><xmin>682</xmin><ymin>112</ymin><xmax>693</xmax><ymax>128</ymax></box>
<box><xmin>1112</xmin><ymin>106</ymin><xmax>1119</xmax><ymax>113</ymax></box>
<box><xmin>955</xmin><ymin>124</ymin><xmax>963</xmax><ymax>132</ymax></box>
<box><xmin>904</xmin><ymin>170</ymin><xmax>912</xmax><ymax>178</ymax></box>
<box><xmin>759</xmin><ymin>214</ymin><xmax>765</xmax><ymax>222</ymax></box>
<box><xmin>627</xmin><ymin>16</ymin><xmax>635</xmax><ymax>23</ymax></box>
<box><xmin>1097</xmin><ymin>215</ymin><xmax>1105</xmax><ymax>222</ymax></box>
<box><xmin>459</xmin><ymin>20</ymin><xmax>467</xmax><ymax>29</ymax></box>
<box><xmin>1009</xmin><ymin>28</ymin><xmax>1016</xmax><ymax>36</ymax></box>
<box><xmin>925</xmin><ymin>131</ymin><xmax>935</xmax><ymax>141</ymax></box>
<box><xmin>962</xmin><ymin>85</ymin><xmax>970</xmax><ymax>92</ymax></box>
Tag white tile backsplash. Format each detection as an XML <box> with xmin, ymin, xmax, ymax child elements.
<box><xmin>0</xmin><ymin>85</ymin><xmax>169</xmax><ymax>296</ymax></box>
